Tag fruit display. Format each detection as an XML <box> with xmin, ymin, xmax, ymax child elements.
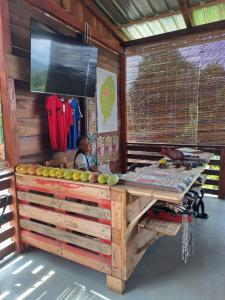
<box><xmin>64</xmin><ymin>169</ymin><xmax>74</xmax><ymax>180</ymax></box>
<box><xmin>89</xmin><ymin>172</ymin><xmax>99</xmax><ymax>183</ymax></box>
<box><xmin>73</xmin><ymin>171</ymin><xmax>82</xmax><ymax>181</ymax></box>
<box><xmin>98</xmin><ymin>173</ymin><xmax>108</xmax><ymax>184</ymax></box>
<box><xmin>16</xmin><ymin>164</ymin><xmax>120</xmax><ymax>186</ymax></box>
<box><xmin>27</xmin><ymin>164</ymin><xmax>41</xmax><ymax>175</ymax></box>
<box><xmin>107</xmin><ymin>174</ymin><xmax>119</xmax><ymax>186</ymax></box>
<box><xmin>56</xmin><ymin>169</ymin><xmax>65</xmax><ymax>178</ymax></box>
<box><xmin>36</xmin><ymin>166</ymin><xmax>45</xmax><ymax>176</ymax></box>
<box><xmin>49</xmin><ymin>168</ymin><xmax>59</xmax><ymax>177</ymax></box>
<box><xmin>81</xmin><ymin>171</ymin><xmax>91</xmax><ymax>182</ymax></box>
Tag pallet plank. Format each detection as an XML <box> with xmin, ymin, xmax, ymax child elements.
<box><xmin>20</xmin><ymin>219</ymin><xmax>111</xmax><ymax>255</ymax></box>
<box><xmin>0</xmin><ymin>178</ymin><xmax>11</xmax><ymax>191</ymax></box>
<box><xmin>21</xmin><ymin>230</ymin><xmax>111</xmax><ymax>274</ymax></box>
<box><xmin>127</xmin><ymin>195</ymin><xmax>157</xmax><ymax>224</ymax></box>
<box><xmin>139</xmin><ymin>217</ymin><xmax>181</xmax><ymax>236</ymax></box>
<box><xmin>0</xmin><ymin>227</ymin><xmax>14</xmax><ymax>243</ymax></box>
<box><xmin>19</xmin><ymin>204</ymin><xmax>111</xmax><ymax>240</ymax></box>
<box><xmin>0</xmin><ymin>242</ymin><xmax>16</xmax><ymax>260</ymax></box>
<box><xmin>110</xmin><ymin>190</ymin><xmax>126</xmax><ymax>279</ymax></box>
<box><xmin>17</xmin><ymin>191</ymin><xmax>111</xmax><ymax>220</ymax></box>
<box><xmin>16</xmin><ymin>174</ymin><xmax>110</xmax><ymax>203</ymax></box>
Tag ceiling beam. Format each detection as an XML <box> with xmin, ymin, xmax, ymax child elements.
<box><xmin>178</xmin><ymin>0</ymin><xmax>193</xmax><ymax>27</ymax></box>
<box><xmin>123</xmin><ymin>19</ymin><xmax>225</xmax><ymax>47</ymax></box>
<box><xmin>24</xmin><ymin>0</ymin><xmax>124</xmax><ymax>54</ymax></box>
<box><xmin>116</xmin><ymin>9</ymin><xmax>181</xmax><ymax>29</ymax></box>
<box><xmin>81</xmin><ymin>0</ymin><xmax>128</xmax><ymax>42</ymax></box>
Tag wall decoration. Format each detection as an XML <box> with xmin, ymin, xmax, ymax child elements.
<box><xmin>88</xmin><ymin>134</ymin><xmax>97</xmax><ymax>165</ymax></box>
<box><xmin>97</xmin><ymin>68</ymin><xmax>117</xmax><ymax>133</ymax></box>
<box><xmin>105</xmin><ymin>136</ymin><xmax>113</xmax><ymax>163</ymax></box>
<box><xmin>97</xmin><ymin>136</ymin><xmax>105</xmax><ymax>164</ymax></box>
<box><xmin>112</xmin><ymin>135</ymin><xmax>119</xmax><ymax>161</ymax></box>
<box><xmin>87</xmin><ymin>98</ymin><xmax>97</xmax><ymax>134</ymax></box>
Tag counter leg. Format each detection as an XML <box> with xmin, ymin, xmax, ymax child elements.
<box><xmin>106</xmin><ymin>275</ymin><xmax>125</xmax><ymax>294</ymax></box>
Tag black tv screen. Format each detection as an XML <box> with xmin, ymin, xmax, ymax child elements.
<box><xmin>30</xmin><ymin>19</ymin><xmax>98</xmax><ymax>97</ymax></box>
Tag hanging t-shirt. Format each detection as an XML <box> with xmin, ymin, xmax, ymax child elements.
<box><xmin>67</xmin><ymin>98</ymin><xmax>82</xmax><ymax>150</ymax></box>
<box><xmin>46</xmin><ymin>95</ymin><xmax>73</xmax><ymax>152</ymax></box>
<box><xmin>45</xmin><ymin>95</ymin><xmax>59</xmax><ymax>150</ymax></box>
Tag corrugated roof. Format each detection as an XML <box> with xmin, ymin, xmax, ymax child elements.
<box><xmin>121</xmin><ymin>13</ymin><xmax>186</xmax><ymax>40</ymax></box>
<box><xmin>188</xmin><ymin>0</ymin><xmax>215</xmax><ymax>6</ymax></box>
<box><xmin>93</xmin><ymin>0</ymin><xmax>225</xmax><ymax>41</ymax></box>
<box><xmin>93</xmin><ymin>0</ymin><xmax>180</xmax><ymax>25</ymax></box>
<box><xmin>192</xmin><ymin>2</ymin><xmax>225</xmax><ymax>25</ymax></box>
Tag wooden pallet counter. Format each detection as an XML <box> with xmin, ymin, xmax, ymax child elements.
<box><xmin>15</xmin><ymin>172</ymin><xmax>201</xmax><ymax>293</ymax></box>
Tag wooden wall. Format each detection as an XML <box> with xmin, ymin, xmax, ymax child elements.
<box><xmin>7</xmin><ymin>0</ymin><xmax>122</xmax><ymax>164</ymax></box>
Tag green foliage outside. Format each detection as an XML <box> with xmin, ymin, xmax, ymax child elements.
<box><xmin>204</xmin><ymin>155</ymin><xmax>220</xmax><ymax>191</ymax></box>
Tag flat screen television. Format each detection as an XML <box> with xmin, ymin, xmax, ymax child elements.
<box><xmin>30</xmin><ymin>19</ymin><xmax>98</xmax><ymax>97</ymax></box>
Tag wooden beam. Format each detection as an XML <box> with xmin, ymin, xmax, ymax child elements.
<box><xmin>123</xmin><ymin>19</ymin><xmax>225</xmax><ymax>47</ymax></box>
<box><xmin>61</xmin><ymin>0</ymin><xmax>74</xmax><ymax>13</ymax></box>
<box><xmin>7</xmin><ymin>54</ymin><xmax>29</xmax><ymax>82</ymax></box>
<box><xmin>178</xmin><ymin>0</ymin><xmax>192</xmax><ymax>27</ymax></box>
<box><xmin>120</xmin><ymin>55</ymin><xmax>127</xmax><ymax>173</ymax></box>
<box><xmin>81</xmin><ymin>0</ymin><xmax>128</xmax><ymax>42</ymax></box>
<box><xmin>0</xmin><ymin>0</ymin><xmax>20</xmax><ymax>166</ymax></box>
<box><xmin>24</xmin><ymin>0</ymin><xmax>124</xmax><ymax>54</ymax></box>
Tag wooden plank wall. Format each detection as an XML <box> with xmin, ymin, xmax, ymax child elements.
<box><xmin>8</xmin><ymin>0</ymin><xmax>122</xmax><ymax>164</ymax></box>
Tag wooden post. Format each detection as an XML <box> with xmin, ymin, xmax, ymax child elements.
<box><xmin>219</xmin><ymin>148</ymin><xmax>225</xmax><ymax>199</ymax></box>
<box><xmin>0</xmin><ymin>0</ymin><xmax>23</xmax><ymax>253</ymax></box>
<box><xmin>120</xmin><ymin>54</ymin><xmax>127</xmax><ymax>173</ymax></box>
<box><xmin>109</xmin><ymin>189</ymin><xmax>127</xmax><ymax>293</ymax></box>
<box><xmin>106</xmin><ymin>275</ymin><xmax>125</xmax><ymax>294</ymax></box>
<box><xmin>0</xmin><ymin>0</ymin><xmax>19</xmax><ymax>167</ymax></box>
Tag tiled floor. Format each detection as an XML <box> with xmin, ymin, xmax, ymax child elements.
<box><xmin>0</xmin><ymin>196</ymin><xmax>225</xmax><ymax>300</ymax></box>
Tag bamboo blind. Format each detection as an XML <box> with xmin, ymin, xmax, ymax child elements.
<box><xmin>126</xmin><ymin>30</ymin><xmax>225</xmax><ymax>145</ymax></box>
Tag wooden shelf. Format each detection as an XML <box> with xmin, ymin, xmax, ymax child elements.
<box><xmin>139</xmin><ymin>216</ymin><xmax>181</xmax><ymax>236</ymax></box>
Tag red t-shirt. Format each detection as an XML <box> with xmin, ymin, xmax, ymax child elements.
<box><xmin>45</xmin><ymin>95</ymin><xmax>73</xmax><ymax>152</ymax></box>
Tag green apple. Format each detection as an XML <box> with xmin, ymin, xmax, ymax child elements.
<box><xmin>64</xmin><ymin>169</ymin><xmax>74</xmax><ymax>180</ymax></box>
<box><xmin>49</xmin><ymin>168</ymin><xmax>59</xmax><ymax>178</ymax></box>
<box><xmin>36</xmin><ymin>166</ymin><xmax>45</xmax><ymax>176</ymax></box>
<box><xmin>98</xmin><ymin>174</ymin><xmax>108</xmax><ymax>184</ymax></box>
<box><xmin>107</xmin><ymin>174</ymin><xmax>119</xmax><ymax>186</ymax></box>
<box><xmin>81</xmin><ymin>171</ymin><xmax>91</xmax><ymax>182</ymax></box>
<box><xmin>42</xmin><ymin>168</ymin><xmax>50</xmax><ymax>177</ymax></box>
<box><xmin>56</xmin><ymin>169</ymin><xmax>65</xmax><ymax>178</ymax></box>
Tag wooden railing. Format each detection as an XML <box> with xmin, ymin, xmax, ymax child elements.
<box><xmin>126</xmin><ymin>143</ymin><xmax>224</xmax><ymax>198</ymax></box>
<box><xmin>0</xmin><ymin>169</ymin><xmax>21</xmax><ymax>262</ymax></box>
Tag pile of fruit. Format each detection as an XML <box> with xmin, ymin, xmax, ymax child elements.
<box><xmin>16</xmin><ymin>164</ymin><xmax>120</xmax><ymax>186</ymax></box>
